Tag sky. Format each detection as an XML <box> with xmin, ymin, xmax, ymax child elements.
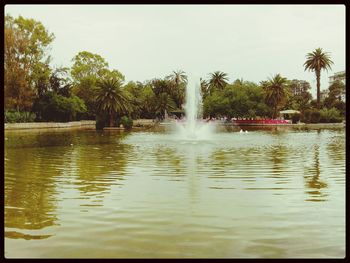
<box><xmin>5</xmin><ymin>4</ymin><xmax>346</xmax><ymax>96</ymax></box>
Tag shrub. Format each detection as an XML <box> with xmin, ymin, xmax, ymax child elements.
<box><xmin>291</xmin><ymin>113</ymin><xmax>301</xmax><ymax>124</ymax></box>
<box><xmin>301</xmin><ymin>109</ymin><xmax>320</xmax><ymax>123</ymax></box>
<box><xmin>120</xmin><ymin>116</ymin><xmax>133</xmax><ymax>130</ymax></box>
<box><xmin>310</xmin><ymin>110</ymin><xmax>321</xmax><ymax>123</ymax></box>
<box><xmin>5</xmin><ymin>111</ymin><xmax>36</xmax><ymax>123</ymax></box>
<box><xmin>33</xmin><ymin>92</ymin><xmax>87</xmax><ymax>122</ymax></box>
<box><xmin>319</xmin><ymin>108</ymin><xmax>343</xmax><ymax>123</ymax></box>
<box><xmin>96</xmin><ymin>113</ymin><xmax>107</xmax><ymax>130</ymax></box>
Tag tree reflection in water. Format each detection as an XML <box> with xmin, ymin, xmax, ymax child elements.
<box><xmin>5</xmin><ymin>146</ymin><xmax>63</xmax><ymax>240</ymax></box>
<box><xmin>304</xmin><ymin>144</ymin><xmax>328</xmax><ymax>202</ymax></box>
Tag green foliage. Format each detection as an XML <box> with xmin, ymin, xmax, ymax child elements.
<box><xmin>95</xmin><ymin>77</ymin><xmax>130</xmax><ymax>127</ymax></box>
<box><xmin>120</xmin><ymin>116</ymin><xmax>133</xmax><ymax>130</ymax></box>
<box><xmin>33</xmin><ymin>92</ymin><xmax>87</xmax><ymax>122</ymax></box>
<box><xmin>203</xmin><ymin>81</ymin><xmax>271</xmax><ymax>118</ymax></box>
<box><xmin>5</xmin><ymin>111</ymin><xmax>36</xmax><ymax>123</ymax></box>
<box><xmin>166</xmin><ymin>70</ymin><xmax>187</xmax><ymax>108</ymax></box>
<box><xmin>71</xmin><ymin>51</ymin><xmax>109</xmax><ymax>82</ymax></box>
<box><xmin>323</xmin><ymin>80</ymin><xmax>346</xmax><ymax>116</ymax></box>
<box><xmin>302</xmin><ymin>109</ymin><xmax>321</xmax><ymax>123</ymax></box>
<box><xmin>261</xmin><ymin>74</ymin><xmax>290</xmax><ymax>119</ymax></box>
<box><xmin>5</xmin><ymin>14</ymin><xmax>54</xmax><ymax>111</ymax></box>
<box><xmin>304</xmin><ymin>48</ymin><xmax>334</xmax><ymax>108</ymax></box>
<box><xmin>284</xmin><ymin>79</ymin><xmax>312</xmax><ymax>113</ymax></box>
<box><xmin>95</xmin><ymin>113</ymin><xmax>108</xmax><ymax>130</ymax></box>
<box><xmin>70</xmin><ymin>51</ymin><xmax>125</xmax><ymax>117</ymax></box>
<box><xmin>319</xmin><ymin>108</ymin><xmax>343</xmax><ymax>123</ymax></box>
<box><xmin>310</xmin><ymin>110</ymin><xmax>321</xmax><ymax>123</ymax></box>
<box><xmin>291</xmin><ymin>113</ymin><xmax>301</xmax><ymax>124</ymax></box>
<box><xmin>208</xmin><ymin>71</ymin><xmax>229</xmax><ymax>93</ymax></box>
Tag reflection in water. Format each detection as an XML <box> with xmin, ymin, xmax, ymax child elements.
<box><xmin>5</xmin><ymin>231</ymin><xmax>52</xmax><ymax>240</ymax></box>
<box><xmin>304</xmin><ymin>145</ymin><xmax>328</xmax><ymax>202</ymax></box>
<box><xmin>73</xmin><ymin>142</ymin><xmax>131</xmax><ymax>200</ymax></box>
<box><xmin>4</xmin><ymin>128</ymin><xmax>345</xmax><ymax>258</ymax></box>
<box><xmin>5</xmin><ymin>147</ymin><xmax>61</xmax><ymax>233</ymax></box>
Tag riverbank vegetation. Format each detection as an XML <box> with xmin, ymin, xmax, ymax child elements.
<box><xmin>4</xmin><ymin>14</ymin><xmax>346</xmax><ymax>126</ymax></box>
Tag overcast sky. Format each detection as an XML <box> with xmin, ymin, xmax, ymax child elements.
<box><xmin>5</xmin><ymin>4</ymin><xmax>345</xmax><ymax>95</ymax></box>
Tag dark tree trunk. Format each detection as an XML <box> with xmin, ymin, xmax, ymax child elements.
<box><xmin>109</xmin><ymin>112</ymin><xmax>114</xmax><ymax>127</ymax></box>
<box><xmin>316</xmin><ymin>70</ymin><xmax>321</xmax><ymax>109</ymax></box>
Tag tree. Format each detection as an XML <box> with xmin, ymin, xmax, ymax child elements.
<box><xmin>32</xmin><ymin>92</ymin><xmax>87</xmax><ymax>122</ymax></box>
<box><xmin>323</xmin><ymin>80</ymin><xmax>346</xmax><ymax>116</ymax></box>
<box><xmin>139</xmin><ymin>84</ymin><xmax>157</xmax><ymax>119</ymax></box>
<box><xmin>285</xmin><ymin>79</ymin><xmax>313</xmax><ymax>113</ymax></box>
<box><xmin>49</xmin><ymin>67</ymin><xmax>72</xmax><ymax>97</ymax></box>
<box><xmin>261</xmin><ymin>74</ymin><xmax>290</xmax><ymax>119</ymax></box>
<box><xmin>71</xmin><ymin>51</ymin><xmax>125</xmax><ymax>117</ymax></box>
<box><xmin>304</xmin><ymin>48</ymin><xmax>334</xmax><ymax>109</ymax></box>
<box><xmin>4</xmin><ymin>14</ymin><xmax>54</xmax><ymax>110</ymax></box>
<box><xmin>200</xmin><ymin>78</ymin><xmax>210</xmax><ymax>99</ymax></box>
<box><xmin>166</xmin><ymin>70</ymin><xmax>187</xmax><ymax>108</ymax></box>
<box><xmin>95</xmin><ymin>78</ymin><xmax>130</xmax><ymax>127</ymax></box>
<box><xmin>153</xmin><ymin>92</ymin><xmax>176</xmax><ymax>120</ymax></box>
<box><xmin>208</xmin><ymin>71</ymin><xmax>229</xmax><ymax>93</ymax></box>
<box><xmin>71</xmin><ymin>51</ymin><xmax>109</xmax><ymax>82</ymax></box>
<box><xmin>149</xmin><ymin>78</ymin><xmax>177</xmax><ymax>119</ymax></box>
<box><xmin>166</xmin><ymin>70</ymin><xmax>188</xmax><ymax>87</ymax></box>
<box><xmin>203</xmin><ymin>81</ymin><xmax>271</xmax><ymax>119</ymax></box>
<box><xmin>151</xmin><ymin>78</ymin><xmax>171</xmax><ymax>95</ymax></box>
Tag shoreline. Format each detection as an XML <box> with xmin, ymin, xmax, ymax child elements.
<box><xmin>4</xmin><ymin>119</ymin><xmax>345</xmax><ymax>131</ymax></box>
<box><xmin>4</xmin><ymin>119</ymin><xmax>158</xmax><ymax>131</ymax></box>
<box><xmin>4</xmin><ymin>120</ymin><xmax>96</xmax><ymax>130</ymax></box>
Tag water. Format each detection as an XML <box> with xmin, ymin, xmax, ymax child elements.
<box><xmin>4</xmin><ymin>126</ymin><xmax>345</xmax><ymax>258</ymax></box>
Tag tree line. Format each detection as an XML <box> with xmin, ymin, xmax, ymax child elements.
<box><xmin>4</xmin><ymin>14</ymin><xmax>345</xmax><ymax>126</ymax></box>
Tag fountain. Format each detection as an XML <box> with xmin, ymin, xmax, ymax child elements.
<box><xmin>174</xmin><ymin>75</ymin><xmax>216</xmax><ymax>141</ymax></box>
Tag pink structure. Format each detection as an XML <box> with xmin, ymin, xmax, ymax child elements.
<box><xmin>232</xmin><ymin>119</ymin><xmax>291</xmax><ymax>125</ymax></box>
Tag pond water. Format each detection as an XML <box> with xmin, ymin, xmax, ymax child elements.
<box><xmin>4</xmin><ymin>126</ymin><xmax>345</xmax><ymax>258</ymax></box>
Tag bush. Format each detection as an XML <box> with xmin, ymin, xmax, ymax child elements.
<box><xmin>120</xmin><ymin>116</ymin><xmax>133</xmax><ymax>130</ymax></box>
<box><xmin>310</xmin><ymin>110</ymin><xmax>321</xmax><ymax>123</ymax></box>
<box><xmin>5</xmin><ymin>111</ymin><xmax>36</xmax><ymax>123</ymax></box>
<box><xmin>319</xmin><ymin>108</ymin><xmax>343</xmax><ymax>123</ymax></box>
<box><xmin>301</xmin><ymin>109</ymin><xmax>311</xmax><ymax>123</ymax></box>
<box><xmin>291</xmin><ymin>113</ymin><xmax>301</xmax><ymax>124</ymax></box>
<box><xmin>96</xmin><ymin>113</ymin><xmax>107</xmax><ymax>130</ymax></box>
<box><xmin>33</xmin><ymin>92</ymin><xmax>87</xmax><ymax>122</ymax></box>
<box><xmin>301</xmin><ymin>109</ymin><xmax>320</xmax><ymax>123</ymax></box>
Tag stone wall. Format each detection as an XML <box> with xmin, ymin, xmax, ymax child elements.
<box><xmin>4</xmin><ymin>120</ymin><xmax>96</xmax><ymax>130</ymax></box>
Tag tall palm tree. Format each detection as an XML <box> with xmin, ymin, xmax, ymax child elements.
<box><xmin>208</xmin><ymin>71</ymin><xmax>229</xmax><ymax>92</ymax></box>
<box><xmin>261</xmin><ymin>74</ymin><xmax>290</xmax><ymax>119</ymax></box>
<box><xmin>166</xmin><ymin>70</ymin><xmax>187</xmax><ymax>108</ymax></box>
<box><xmin>166</xmin><ymin>70</ymin><xmax>188</xmax><ymax>87</ymax></box>
<box><xmin>95</xmin><ymin>78</ymin><xmax>130</xmax><ymax>127</ymax></box>
<box><xmin>304</xmin><ymin>48</ymin><xmax>334</xmax><ymax>109</ymax></box>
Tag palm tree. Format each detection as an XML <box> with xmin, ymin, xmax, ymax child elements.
<box><xmin>153</xmin><ymin>92</ymin><xmax>176</xmax><ymax>120</ymax></box>
<box><xmin>208</xmin><ymin>71</ymin><xmax>229</xmax><ymax>93</ymax></box>
<box><xmin>261</xmin><ymin>74</ymin><xmax>290</xmax><ymax>119</ymax></box>
<box><xmin>95</xmin><ymin>78</ymin><xmax>130</xmax><ymax>127</ymax></box>
<box><xmin>304</xmin><ymin>48</ymin><xmax>334</xmax><ymax>109</ymax></box>
<box><xmin>166</xmin><ymin>70</ymin><xmax>188</xmax><ymax>87</ymax></box>
<box><xmin>151</xmin><ymin>78</ymin><xmax>171</xmax><ymax>96</ymax></box>
<box><xmin>166</xmin><ymin>70</ymin><xmax>187</xmax><ymax>108</ymax></box>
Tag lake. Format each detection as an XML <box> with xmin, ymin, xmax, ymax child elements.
<box><xmin>4</xmin><ymin>126</ymin><xmax>345</xmax><ymax>258</ymax></box>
